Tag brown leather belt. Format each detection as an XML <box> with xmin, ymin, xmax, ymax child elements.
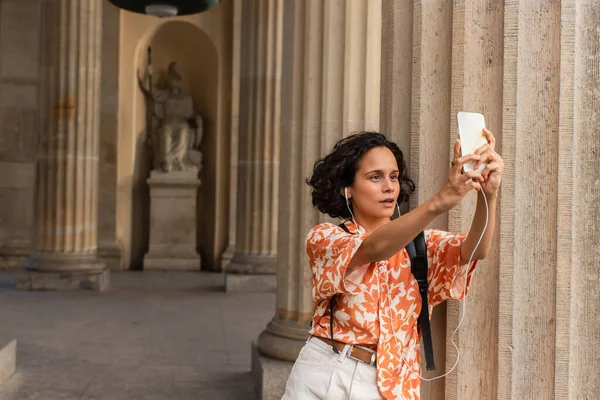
<box><xmin>313</xmin><ymin>336</ymin><xmax>377</xmax><ymax>366</ymax></box>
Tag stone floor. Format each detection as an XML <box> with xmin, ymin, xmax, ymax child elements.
<box><xmin>0</xmin><ymin>271</ymin><xmax>275</xmax><ymax>400</ymax></box>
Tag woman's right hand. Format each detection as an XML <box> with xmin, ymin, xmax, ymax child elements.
<box><xmin>433</xmin><ymin>139</ymin><xmax>483</xmax><ymax>213</ymax></box>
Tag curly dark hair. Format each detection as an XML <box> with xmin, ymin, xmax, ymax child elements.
<box><xmin>306</xmin><ymin>132</ymin><xmax>415</xmax><ymax>220</ymax></box>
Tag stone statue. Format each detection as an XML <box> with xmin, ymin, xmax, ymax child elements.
<box><xmin>138</xmin><ymin>61</ymin><xmax>203</xmax><ymax>172</ymax></box>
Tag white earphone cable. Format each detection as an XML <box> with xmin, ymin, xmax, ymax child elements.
<box><xmin>346</xmin><ymin>186</ymin><xmax>489</xmax><ymax>381</ymax></box>
<box><xmin>345</xmin><ymin>188</ymin><xmax>358</xmax><ymax>229</ymax></box>
<box><xmin>419</xmin><ymin>189</ymin><xmax>489</xmax><ymax>381</ymax></box>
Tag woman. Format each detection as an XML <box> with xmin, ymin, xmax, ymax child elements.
<box><xmin>282</xmin><ymin>131</ymin><xmax>503</xmax><ymax>399</ymax></box>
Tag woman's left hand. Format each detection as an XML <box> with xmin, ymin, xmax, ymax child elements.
<box><xmin>473</xmin><ymin>128</ymin><xmax>504</xmax><ymax>196</ymax></box>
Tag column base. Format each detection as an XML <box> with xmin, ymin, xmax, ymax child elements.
<box><xmin>98</xmin><ymin>242</ymin><xmax>122</xmax><ymax>271</ymax></box>
<box><xmin>24</xmin><ymin>251</ymin><xmax>106</xmax><ymax>273</ymax></box>
<box><xmin>251</xmin><ymin>340</ymin><xmax>293</xmax><ymax>400</ymax></box>
<box><xmin>220</xmin><ymin>243</ymin><xmax>235</xmax><ymax>270</ymax></box>
<box><xmin>143</xmin><ymin>257</ymin><xmax>201</xmax><ymax>271</ymax></box>
<box><xmin>258</xmin><ymin>318</ymin><xmax>309</xmax><ymax>361</ymax></box>
<box><xmin>225</xmin><ymin>254</ymin><xmax>276</xmax><ymax>293</ymax></box>
<box><xmin>0</xmin><ymin>240</ymin><xmax>31</xmax><ymax>270</ymax></box>
<box><xmin>143</xmin><ymin>245</ymin><xmax>201</xmax><ymax>271</ymax></box>
<box><xmin>16</xmin><ymin>269</ymin><xmax>110</xmax><ymax>292</ymax></box>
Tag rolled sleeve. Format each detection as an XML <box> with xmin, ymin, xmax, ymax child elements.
<box><xmin>306</xmin><ymin>223</ymin><xmax>369</xmax><ymax>302</ymax></box>
<box><xmin>425</xmin><ymin>229</ymin><xmax>478</xmax><ymax>308</ymax></box>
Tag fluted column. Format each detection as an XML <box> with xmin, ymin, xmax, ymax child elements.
<box><xmin>225</xmin><ymin>0</ymin><xmax>283</xmax><ymax>292</ymax></box>
<box><xmin>381</xmin><ymin>1</ymin><xmax>453</xmax><ymax>398</ymax></box>
<box><xmin>17</xmin><ymin>0</ymin><xmax>107</xmax><ymax>291</ymax></box>
<box><xmin>383</xmin><ymin>1</ymin><xmax>600</xmax><ymax>400</ymax></box>
<box><xmin>555</xmin><ymin>0</ymin><xmax>600</xmax><ymax>399</ymax></box>
<box><xmin>444</xmin><ymin>1</ymin><xmax>504</xmax><ymax>399</ymax></box>
<box><xmin>563</xmin><ymin>4</ymin><xmax>600</xmax><ymax>396</ymax></box>
<box><xmin>253</xmin><ymin>0</ymin><xmax>381</xmax><ymax>397</ymax></box>
<box><xmin>499</xmin><ymin>1</ymin><xmax>600</xmax><ymax>399</ymax></box>
<box><xmin>498</xmin><ymin>2</ymin><xmax>561</xmax><ymax>399</ymax></box>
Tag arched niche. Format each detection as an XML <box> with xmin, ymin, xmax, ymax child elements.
<box><xmin>129</xmin><ymin>21</ymin><xmax>220</xmax><ymax>270</ymax></box>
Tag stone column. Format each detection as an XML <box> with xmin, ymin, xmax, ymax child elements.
<box><xmin>220</xmin><ymin>0</ymin><xmax>243</xmax><ymax>271</ymax></box>
<box><xmin>16</xmin><ymin>0</ymin><xmax>108</xmax><ymax>291</ymax></box>
<box><xmin>252</xmin><ymin>1</ymin><xmax>381</xmax><ymax>398</ymax></box>
<box><xmin>498</xmin><ymin>2</ymin><xmax>561</xmax><ymax>399</ymax></box>
<box><xmin>499</xmin><ymin>1</ymin><xmax>600</xmax><ymax>399</ymax></box>
<box><xmin>225</xmin><ymin>0</ymin><xmax>283</xmax><ymax>292</ymax></box>
<box><xmin>561</xmin><ymin>3</ymin><xmax>600</xmax><ymax>396</ymax></box>
<box><xmin>444</xmin><ymin>1</ymin><xmax>504</xmax><ymax>399</ymax></box>
<box><xmin>381</xmin><ymin>1</ymin><xmax>454</xmax><ymax>398</ymax></box>
<box><xmin>97</xmin><ymin>0</ymin><xmax>122</xmax><ymax>271</ymax></box>
<box><xmin>380</xmin><ymin>1</ymin><xmax>600</xmax><ymax>399</ymax></box>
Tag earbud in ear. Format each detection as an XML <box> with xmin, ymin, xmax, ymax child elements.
<box><xmin>344</xmin><ymin>188</ymin><xmax>349</xmax><ymax>200</ymax></box>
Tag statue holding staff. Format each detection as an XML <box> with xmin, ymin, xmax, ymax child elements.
<box><xmin>138</xmin><ymin>54</ymin><xmax>203</xmax><ymax>173</ymax></box>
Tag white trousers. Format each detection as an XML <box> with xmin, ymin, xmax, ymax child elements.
<box><xmin>282</xmin><ymin>337</ymin><xmax>383</xmax><ymax>400</ymax></box>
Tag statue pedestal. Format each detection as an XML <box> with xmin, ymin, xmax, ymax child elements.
<box><xmin>144</xmin><ymin>170</ymin><xmax>202</xmax><ymax>271</ymax></box>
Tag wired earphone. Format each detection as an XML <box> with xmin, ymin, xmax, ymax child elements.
<box><xmin>343</xmin><ymin>186</ymin><xmax>489</xmax><ymax>381</ymax></box>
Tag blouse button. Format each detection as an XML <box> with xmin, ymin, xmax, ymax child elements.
<box><xmin>379</xmin><ymin>265</ymin><xmax>386</xmax><ymax>273</ymax></box>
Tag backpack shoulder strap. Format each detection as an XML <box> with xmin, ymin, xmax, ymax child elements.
<box><xmin>407</xmin><ymin>231</ymin><xmax>436</xmax><ymax>371</ymax></box>
<box><xmin>326</xmin><ymin>222</ymin><xmax>355</xmax><ymax>354</ymax></box>
<box><xmin>338</xmin><ymin>222</ymin><xmax>352</xmax><ymax>234</ymax></box>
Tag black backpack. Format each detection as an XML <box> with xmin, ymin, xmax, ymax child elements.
<box><xmin>328</xmin><ymin>224</ymin><xmax>435</xmax><ymax>370</ymax></box>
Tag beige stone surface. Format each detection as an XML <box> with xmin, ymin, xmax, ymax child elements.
<box><xmin>143</xmin><ymin>170</ymin><xmax>202</xmax><ymax>271</ymax></box>
<box><xmin>0</xmin><ymin>0</ymin><xmax>41</xmax><ymax>268</ymax></box>
<box><xmin>381</xmin><ymin>1</ymin><xmax>452</xmax><ymax>397</ymax></box>
<box><xmin>117</xmin><ymin>2</ymin><xmax>233</xmax><ymax>272</ymax></box>
<box><xmin>383</xmin><ymin>1</ymin><xmax>600</xmax><ymax>399</ymax></box>
<box><xmin>0</xmin><ymin>162</ymin><xmax>35</xmax><ymax>258</ymax></box>
<box><xmin>22</xmin><ymin>0</ymin><xmax>106</xmax><ymax>282</ymax></box>
<box><xmin>227</xmin><ymin>0</ymin><xmax>283</xmax><ymax>289</ymax></box>
<box><xmin>1</xmin><ymin>271</ymin><xmax>273</xmax><ymax>399</ymax></box>
<box><xmin>444</xmin><ymin>1</ymin><xmax>504</xmax><ymax>399</ymax></box>
<box><xmin>16</xmin><ymin>269</ymin><xmax>110</xmax><ymax>292</ymax></box>
<box><xmin>0</xmin><ymin>338</ymin><xmax>16</xmax><ymax>385</ymax></box>
<box><xmin>251</xmin><ymin>341</ymin><xmax>293</xmax><ymax>400</ymax></box>
<box><xmin>499</xmin><ymin>2</ymin><xmax>562</xmax><ymax>399</ymax></box>
<box><xmin>408</xmin><ymin>3</ymin><xmax>453</xmax><ymax>395</ymax></box>
<box><xmin>226</xmin><ymin>273</ymin><xmax>276</xmax><ymax>293</ymax></box>
<box><xmin>0</xmin><ymin>0</ymin><xmax>41</xmax><ymax>80</ymax></box>
<box><xmin>98</xmin><ymin>0</ymin><xmax>121</xmax><ymax>271</ymax></box>
<box><xmin>221</xmin><ymin>0</ymin><xmax>243</xmax><ymax>271</ymax></box>
<box><xmin>565</xmin><ymin>3</ymin><xmax>600</xmax><ymax>398</ymax></box>
<box><xmin>256</xmin><ymin>0</ymin><xmax>382</xmax><ymax>385</ymax></box>
<box><xmin>0</xmin><ymin>1</ymin><xmax>596</xmax><ymax>398</ymax></box>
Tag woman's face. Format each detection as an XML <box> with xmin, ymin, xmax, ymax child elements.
<box><xmin>349</xmin><ymin>146</ymin><xmax>400</xmax><ymax>222</ymax></box>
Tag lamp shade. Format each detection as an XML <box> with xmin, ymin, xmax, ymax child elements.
<box><xmin>108</xmin><ymin>0</ymin><xmax>220</xmax><ymax>17</ymax></box>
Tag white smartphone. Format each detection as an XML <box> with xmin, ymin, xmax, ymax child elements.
<box><xmin>456</xmin><ymin>112</ymin><xmax>488</xmax><ymax>173</ymax></box>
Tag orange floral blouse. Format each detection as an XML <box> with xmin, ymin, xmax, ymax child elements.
<box><xmin>306</xmin><ymin>221</ymin><xmax>478</xmax><ymax>400</ymax></box>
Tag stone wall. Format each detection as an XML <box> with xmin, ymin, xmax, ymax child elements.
<box><xmin>0</xmin><ymin>0</ymin><xmax>41</xmax><ymax>268</ymax></box>
<box><xmin>98</xmin><ymin>1</ymin><xmax>122</xmax><ymax>270</ymax></box>
<box><xmin>381</xmin><ymin>1</ymin><xmax>600</xmax><ymax>399</ymax></box>
<box><xmin>0</xmin><ymin>0</ymin><xmax>234</xmax><ymax>272</ymax></box>
<box><xmin>117</xmin><ymin>3</ymin><xmax>234</xmax><ymax>271</ymax></box>
<box><xmin>0</xmin><ymin>0</ymin><xmax>122</xmax><ymax>270</ymax></box>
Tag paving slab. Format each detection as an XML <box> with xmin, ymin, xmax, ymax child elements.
<box><xmin>0</xmin><ymin>271</ymin><xmax>274</xmax><ymax>399</ymax></box>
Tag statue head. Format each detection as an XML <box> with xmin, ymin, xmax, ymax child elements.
<box><xmin>166</xmin><ymin>62</ymin><xmax>183</xmax><ymax>92</ymax></box>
